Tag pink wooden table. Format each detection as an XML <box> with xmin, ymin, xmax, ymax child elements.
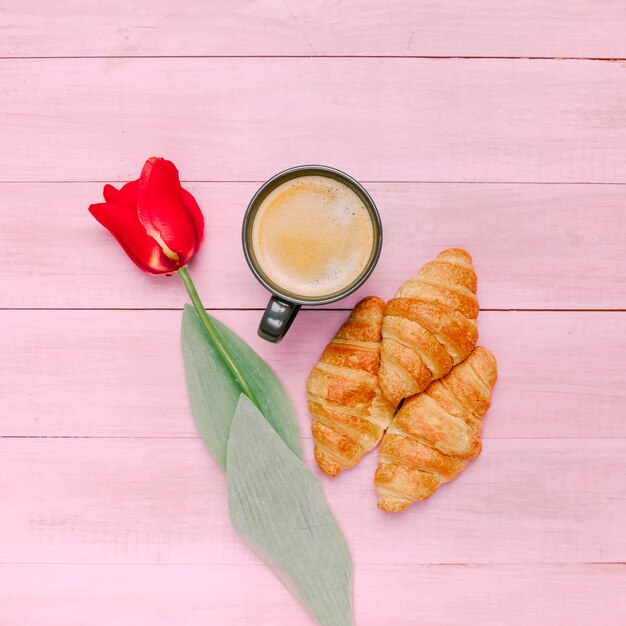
<box><xmin>1</xmin><ymin>2</ymin><xmax>625</xmax><ymax>624</ymax></box>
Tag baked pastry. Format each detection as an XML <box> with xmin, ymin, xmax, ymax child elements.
<box><xmin>307</xmin><ymin>297</ymin><xmax>396</xmax><ymax>477</ymax></box>
<box><xmin>375</xmin><ymin>346</ymin><xmax>497</xmax><ymax>512</ymax></box>
<box><xmin>379</xmin><ymin>248</ymin><xmax>479</xmax><ymax>407</ymax></box>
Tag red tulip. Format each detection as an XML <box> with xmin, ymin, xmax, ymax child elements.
<box><xmin>89</xmin><ymin>157</ymin><xmax>204</xmax><ymax>274</ymax></box>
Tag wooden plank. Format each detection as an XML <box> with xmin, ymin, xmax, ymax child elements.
<box><xmin>2</xmin><ymin>58</ymin><xmax>626</xmax><ymax>184</ymax></box>
<box><xmin>2</xmin><ymin>1</ymin><xmax>626</xmax><ymax>59</ymax></box>
<box><xmin>1</xmin><ymin>563</ymin><xmax>624</xmax><ymax>626</ymax></box>
<box><xmin>2</xmin><ymin>310</ymin><xmax>625</xmax><ymax>439</ymax></box>
<box><xmin>2</xmin><ymin>182</ymin><xmax>626</xmax><ymax>310</ymax></box>
<box><xmin>0</xmin><ymin>436</ymin><xmax>623</xmax><ymax>565</ymax></box>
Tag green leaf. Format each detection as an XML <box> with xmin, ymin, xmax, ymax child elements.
<box><xmin>227</xmin><ymin>394</ymin><xmax>354</xmax><ymax>626</ymax></box>
<box><xmin>181</xmin><ymin>304</ymin><xmax>303</xmax><ymax>467</ymax></box>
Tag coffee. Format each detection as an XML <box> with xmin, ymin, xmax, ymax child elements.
<box><xmin>251</xmin><ymin>175</ymin><xmax>375</xmax><ymax>298</ymax></box>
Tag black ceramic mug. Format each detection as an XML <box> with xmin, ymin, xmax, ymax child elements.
<box><xmin>242</xmin><ymin>165</ymin><xmax>383</xmax><ymax>342</ymax></box>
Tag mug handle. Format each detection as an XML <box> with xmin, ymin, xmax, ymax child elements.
<box><xmin>258</xmin><ymin>296</ymin><xmax>301</xmax><ymax>343</ymax></box>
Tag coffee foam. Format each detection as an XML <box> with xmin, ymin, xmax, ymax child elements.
<box><xmin>251</xmin><ymin>175</ymin><xmax>374</xmax><ymax>299</ymax></box>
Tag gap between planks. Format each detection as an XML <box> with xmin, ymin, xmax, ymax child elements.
<box><xmin>2</xmin><ymin>308</ymin><xmax>626</xmax><ymax>312</ymax></box>
<box><xmin>4</xmin><ymin>180</ymin><xmax>626</xmax><ymax>185</ymax></box>
<box><xmin>1</xmin><ymin>436</ymin><xmax>624</xmax><ymax>440</ymax></box>
<box><xmin>1</xmin><ymin>55</ymin><xmax>626</xmax><ymax>62</ymax></box>
<box><xmin>0</xmin><ymin>561</ymin><xmax>623</xmax><ymax>566</ymax></box>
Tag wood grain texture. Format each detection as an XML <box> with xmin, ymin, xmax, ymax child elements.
<box><xmin>2</xmin><ymin>310</ymin><xmax>626</xmax><ymax>439</ymax></box>
<box><xmin>3</xmin><ymin>182</ymin><xmax>626</xmax><ymax>310</ymax></box>
<box><xmin>2</xmin><ymin>563</ymin><xmax>624</xmax><ymax>626</ymax></box>
<box><xmin>1</xmin><ymin>436</ymin><xmax>623</xmax><ymax>565</ymax></box>
<box><xmin>2</xmin><ymin>58</ymin><xmax>626</xmax><ymax>184</ymax></box>
<box><xmin>2</xmin><ymin>1</ymin><xmax>626</xmax><ymax>59</ymax></box>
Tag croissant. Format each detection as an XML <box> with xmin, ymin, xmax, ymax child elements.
<box><xmin>379</xmin><ymin>248</ymin><xmax>479</xmax><ymax>407</ymax></box>
<box><xmin>307</xmin><ymin>297</ymin><xmax>396</xmax><ymax>477</ymax></box>
<box><xmin>375</xmin><ymin>346</ymin><xmax>497</xmax><ymax>512</ymax></box>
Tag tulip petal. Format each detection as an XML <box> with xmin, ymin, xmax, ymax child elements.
<box><xmin>89</xmin><ymin>201</ymin><xmax>176</xmax><ymax>275</ymax></box>
<box><xmin>181</xmin><ymin>188</ymin><xmax>205</xmax><ymax>249</ymax></box>
<box><xmin>137</xmin><ymin>157</ymin><xmax>198</xmax><ymax>262</ymax></box>
<box><xmin>104</xmin><ymin>180</ymin><xmax>139</xmax><ymax>211</ymax></box>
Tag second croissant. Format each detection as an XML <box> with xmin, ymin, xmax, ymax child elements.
<box><xmin>379</xmin><ymin>248</ymin><xmax>480</xmax><ymax>407</ymax></box>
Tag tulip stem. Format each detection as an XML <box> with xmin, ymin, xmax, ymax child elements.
<box><xmin>177</xmin><ymin>266</ymin><xmax>259</xmax><ymax>408</ymax></box>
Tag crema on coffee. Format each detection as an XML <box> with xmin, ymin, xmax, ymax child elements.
<box><xmin>251</xmin><ymin>175</ymin><xmax>375</xmax><ymax>299</ymax></box>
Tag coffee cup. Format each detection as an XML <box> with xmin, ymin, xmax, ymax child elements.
<box><xmin>242</xmin><ymin>165</ymin><xmax>383</xmax><ymax>342</ymax></box>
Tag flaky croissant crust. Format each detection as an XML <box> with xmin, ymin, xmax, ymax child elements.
<box><xmin>307</xmin><ymin>297</ymin><xmax>395</xmax><ymax>477</ymax></box>
<box><xmin>376</xmin><ymin>346</ymin><xmax>497</xmax><ymax>512</ymax></box>
<box><xmin>379</xmin><ymin>248</ymin><xmax>479</xmax><ymax>407</ymax></box>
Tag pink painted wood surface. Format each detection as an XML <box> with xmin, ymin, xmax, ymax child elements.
<box><xmin>2</xmin><ymin>564</ymin><xmax>624</xmax><ymax>626</ymax></box>
<box><xmin>3</xmin><ymin>1</ymin><xmax>626</xmax><ymax>59</ymax></box>
<box><xmin>1</xmin><ymin>2</ymin><xmax>625</xmax><ymax>625</ymax></box>
<box><xmin>2</xmin><ymin>310</ymin><xmax>626</xmax><ymax>439</ymax></box>
<box><xmin>2</xmin><ymin>58</ymin><xmax>626</xmax><ymax>184</ymax></box>
<box><xmin>1</xmin><ymin>437</ymin><xmax>624</xmax><ymax>565</ymax></box>
<box><xmin>2</xmin><ymin>182</ymin><xmax>626</xmax><ymax>310</ymax></box>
